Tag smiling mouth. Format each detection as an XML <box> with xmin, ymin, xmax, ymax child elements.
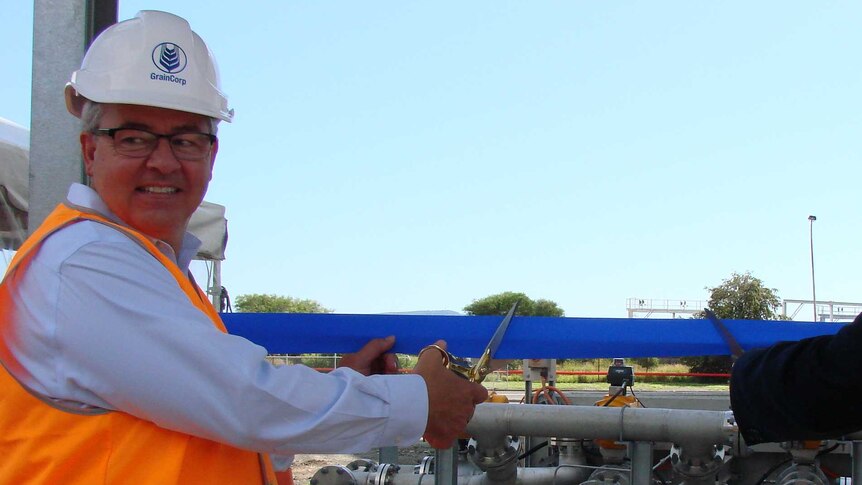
<box><xmin>139</xmin><ymin>186</ymin><xmax>179</xmax><ymax>194</ymax></box>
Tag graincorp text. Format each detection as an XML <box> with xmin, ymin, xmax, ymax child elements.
<box><xmin>150</xmin><ymin>72</ymin><xmax>187</xmax><ymax>85</ymax></box>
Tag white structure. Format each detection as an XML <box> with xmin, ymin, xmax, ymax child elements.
<box><xmin>783</xmin><ymin>299</ymin><xmax>862</xmax><ymax>323</ymax></box>
<box><xmin>626</xmin><ymin>298</ymin><xmax>707</xmax><ymax>318</ymax></box>
<box><xmin>0</xmin><ymin>117</ymin><xmax>29</xmax><ymax>251</ymax></box>
<box><xmin>628</xmin><ymin>296</ymin><xmax>862</xmax><ymax>322</ymax></box>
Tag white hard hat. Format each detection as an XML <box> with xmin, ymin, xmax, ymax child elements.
<box><xmin>65</xmin><ymin>10</ymin><xmax>234</xmax><ymax>122</ymax></box>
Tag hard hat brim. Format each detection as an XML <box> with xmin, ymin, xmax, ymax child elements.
<box><xmin>65</xmin><ymin>84</ymin><xmax>85</xmax><ymax>119</ymax></box>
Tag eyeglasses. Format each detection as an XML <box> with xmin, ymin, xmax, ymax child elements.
<box><xmin>92</xmin><ymin>128</ymin><xmax>217</xmax><ymax>161</ymax></box>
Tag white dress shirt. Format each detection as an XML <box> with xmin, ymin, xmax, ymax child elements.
<box><xmin>3</xmin><ymin>183</ymin><xmax>427</xmax><ymax>457</ymax></box>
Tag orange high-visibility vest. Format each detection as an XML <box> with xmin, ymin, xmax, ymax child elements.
<box><xmin>0</xmin><ymin>204</ymin><xmax>280</xmax><ymax>485</ymax></box>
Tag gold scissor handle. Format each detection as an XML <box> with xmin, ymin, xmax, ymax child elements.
<box><xmin>418</xmin><ymin>345</ymin><xmax>487</xmax><ymax>383</ymax></box>
<box><xmin>417</xmin><ymin>301</ymin><xmax>519</xmax><ymax>383</ymax></box>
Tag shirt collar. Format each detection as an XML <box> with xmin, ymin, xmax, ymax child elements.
<box><xmin>66</xmin><ymin>183</ymin><xmax>203</xmax><ymax>270</ymax></box>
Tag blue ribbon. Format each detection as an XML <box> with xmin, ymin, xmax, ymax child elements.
<box><xmin>221</xmin><ymin>313</ymin><xmax>843</xmax><ymax>358</ymax></box>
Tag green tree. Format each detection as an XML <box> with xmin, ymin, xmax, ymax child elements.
<box><xmin>463</xmin><ymin>291</ymin><xmax>565</xmax><ymax>317</ymax></box>
<box><xmin>633</xmin><ymin>357</ymin><xmax>659</xmax><ymax>371</ymax></box>
<box><xmin>702</xmin><ymin>272</ymin><xmax>784</xmax><ymax>321</ymax></box>
<box><xmin>682</xmin><ymin>272</ymin><xmax>784</xmax><ymax>375</ymax></box>
<box><xmin>234</xmin><ymin>293</ymin><xmax>332</xmax><ymax>313</ymax></box>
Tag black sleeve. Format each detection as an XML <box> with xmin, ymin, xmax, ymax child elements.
<box><xmin>730</xmin><ymin>313</ymin><xmax>862</xmax><ymax>445</ymax></box>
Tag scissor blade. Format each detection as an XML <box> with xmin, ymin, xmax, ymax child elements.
<box><xmin>704</xmin><ymin>308</ymin><xmax>744</xmax><ymax>359</ymax></box>
<box><xmin>484</xmin><ymin>300</ymin><xmax>520</xmax><ymax>359</ymax></box>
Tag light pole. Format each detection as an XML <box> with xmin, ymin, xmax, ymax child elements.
<box><xmin>808</xmin><ymin>215</ymin><xmax>817</xmax><ymax>321</ymax></box>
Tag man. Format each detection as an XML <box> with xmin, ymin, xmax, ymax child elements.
<box><xmin>0</xmin><ymin>10</ymin><xmax>487</xmax><ymax>484</ymax></box>
<box><xmin>730</xmin><ymin>313</ymin><xmax>862</xmax><ymax>445</ymax></box>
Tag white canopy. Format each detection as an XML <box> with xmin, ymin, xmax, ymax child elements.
<box><xmin>189</xmin><ymin>201</ymin><xmax>227</xmax><ymax>260</ymax></box>
<box><xmin>0</xmin><ymin>117</ymin><xmax>29</xmax><ymax>250</ymax></box>
<box><xmin>0</xmin><ymin>117</ymin><xmax>227</xmax><ymax>260</ymax></box>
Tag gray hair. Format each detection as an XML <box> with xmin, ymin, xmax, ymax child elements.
<box><xmin>80</xmin><ymin>101</ymin><xmax>103</xmax><ymax>133</ymax></box>
<box><xmin>80</xmin><ymin>100</ymin><xmax>219</xmax><ymax>135</ymax></box>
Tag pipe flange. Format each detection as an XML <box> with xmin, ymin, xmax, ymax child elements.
<box><xmin>370</xmin><ymin>463</ymin><xmax>399</xmax><ymax>485</ymax></box>
<box><xmin>670</xmin><ymin>444</ymin><xmax>728</xmax><ymax>479</ymax></box>
<box><xmin>414</xmin><ymin>456</ymin><xmax>434</xmax><ymax>475</ymax></box>
<box><xmin>311</xmin><ymin>465</ymin><xmax>357</xmax><ymax>485</ymax></box>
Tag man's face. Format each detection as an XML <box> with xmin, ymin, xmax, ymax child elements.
<box><xmin>81</xmin><ymin>104</ymin><xmax>218</xmax><ymax>249</ymax></box>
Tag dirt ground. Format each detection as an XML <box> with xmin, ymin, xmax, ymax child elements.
<box><xmin>290</xmin><ymin>442</ymin><xmax>434</xmax><ymax>485</ymax></box>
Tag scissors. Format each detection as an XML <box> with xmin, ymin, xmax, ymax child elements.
<box><xmin>703</xmin><ymin>308</ymin><xmax>744</xmax><ymax>359</ymax></box>
<box><xmin>421</xmin><ymin>301</ymin><xmax>519</xmax><ymax>383</ymax></box>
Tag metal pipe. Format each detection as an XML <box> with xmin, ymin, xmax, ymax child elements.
<box><xmin>467</xmin><ymin>404</ymin><xmax>735</xmax><ymax>447</ymax></box>
<box><xmin>342</xmin><ymin>465</ymin><xmax>619</xmax><ymax>485</ymax></box>
<box><xmin>809</xmin><ymin>214</ymin><xmax>817</xmax><ymax>321</ymax></box>
<box><xmin>630</xmin><ymin>442</ymin><xmax>653</xmax><ymax>485</ymax></box>
<box><xmin>30</xmin><ymin>0</ymin><xmax>93</xmax><ymax>232</ymax></box>
<box><xmin>312</xmin><ymin>406</ymin><xmax>737</xmax><ymax>485</ymax></box>
<box><xmin>435</xmin><ymin>447</ymin><xmax>458</xmax><ymax>485</ymax></box>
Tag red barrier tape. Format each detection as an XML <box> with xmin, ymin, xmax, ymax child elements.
<box><xmin>310</xmin><ymin>368</ymin><xmax>730</xmax><ymax>378</ymax></box>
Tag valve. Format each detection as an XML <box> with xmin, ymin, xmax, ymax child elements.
<box><xmin>775</xmin><ymin>463</ymin><xmax>829</xmax><ymax>485</ymax></box>
<box><xmin>580</xmin><ymin>464</ymin><xmax>631</xmax><ymax>485</ymax></box>
<box><xmin>467</xmin><ymin>435</ymin><xmax>520</xmax><ymax>471</ymax></box>
<box><xmin>669</xmin><ymin>443</ymin><xmax>729</xmax><ymax>481</ymax></box>
<box><xmin>310</xmin><ymin>465</ymin><xmax>357</xmax><ymax>485</ymax></box>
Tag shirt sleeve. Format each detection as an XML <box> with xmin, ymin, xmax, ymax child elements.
<box><xmin>730</xmin><ymin>312</ymin><xmax>862</xmax><ymax>444</ymax></box>
<box><xmin>11</xmin><ymin>222</ymin><xmax>428</xmax><ymax>454</ymax></box>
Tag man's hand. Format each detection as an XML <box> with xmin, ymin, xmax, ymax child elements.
<box><xmin>339</xmin><ymin>336</ymin><xmax>399</xmax><ymax>375</ymax></box>
<box><xmin>412</xmin><ymin>340</ymin><xmax>489</xmax><ymax>449</ymax></box>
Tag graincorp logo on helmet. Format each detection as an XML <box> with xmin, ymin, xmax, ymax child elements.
<box><xmin>150</xmin><ymin>42</ymin><xmax>188</xmax><ymax>86</ymax></box>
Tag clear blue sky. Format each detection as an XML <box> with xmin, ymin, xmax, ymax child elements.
<box><xmin>3</xmin><ymin>2</ymin><xmax>860</xmax><ymax>318</ymax></box>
